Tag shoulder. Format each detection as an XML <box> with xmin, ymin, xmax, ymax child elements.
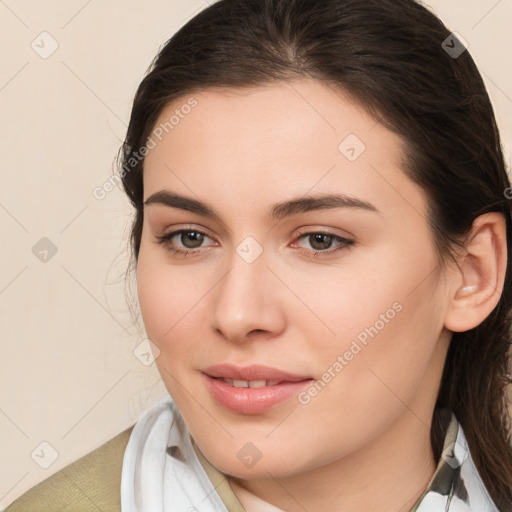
<box><xmin>4</xmin><ymin>425</ymin><xmax>135</xmax><ymax>512</ymax></box>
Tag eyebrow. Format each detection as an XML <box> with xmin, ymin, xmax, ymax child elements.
<box><xmin>143</xmin><ymin>190</ymin><xmax>379</xmax><ymax>220</ymax></box>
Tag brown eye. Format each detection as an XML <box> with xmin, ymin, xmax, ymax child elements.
<box><xmin>308</xmin><ymin>233</ymin><xmax>335</xmax><ymax>251</ymax></box>
<box><xmin>155</xmin><ymin>229</ymin><xmax>214</xmax><ymax>255</ymax></box>
<box><xmin>292</xmin><ymin>231</ymin><xmax>354</xmax><ymax>258</ymax></box>
<box><xmin>178</xmin><ymin>231</ymin><xmax>205</xmax><ymax>249</ymax></box>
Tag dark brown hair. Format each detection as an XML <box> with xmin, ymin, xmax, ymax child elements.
<box><xmin>119</xmin><ymin>0</ymin><xmax>512</xmax><ymax>507</ymax></box>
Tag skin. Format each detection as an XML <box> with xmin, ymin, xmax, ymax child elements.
<box><xmin>136</xmin><ymin>78</ymin><xmax>507</xmax><ymax>512</ymax></box>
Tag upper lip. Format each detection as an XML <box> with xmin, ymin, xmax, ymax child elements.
<box><xmin>202</xmin><ymin>364</ymin><xmax>312</xmax><ymax>383</ymax></box>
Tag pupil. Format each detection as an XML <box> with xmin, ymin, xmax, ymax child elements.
<box><xmin>182</xmin><ymin>231</ymin><xmax>204</xmax><ymax>248</ymax></box>
<box><xmin>311</xmin><ymin>234</ymin><xmax>331</xmax><ymax>250</ymax></box>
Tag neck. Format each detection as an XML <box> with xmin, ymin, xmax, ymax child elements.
<box><xmin>228</xmin><ymin>411</ymin><xmax>437</xmax><ymax>512</ymax></box>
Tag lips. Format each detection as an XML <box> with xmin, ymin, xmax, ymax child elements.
<box><xmin>203</xmin><ymin>363</ymin><xmax>310</xmax><ymax>382</ymax></box>
<box><xmin>202</xmin><ymin>364</ymin><xmax>313</xmax><ymax>414</ymax></box>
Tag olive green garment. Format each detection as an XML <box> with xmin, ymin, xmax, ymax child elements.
<box><xmin>4</xmin><ymin>425</ymin><xmax>135</xmax><ymax>512</ymax></box>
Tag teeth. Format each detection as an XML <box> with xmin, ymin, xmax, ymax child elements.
<box><xmin>220</xmin><ymin>378</ymin><xmax>280</xmax><ymax>387</ymax></box>
<box><xmin>233</xmin><ymin>379</ymin><xmax>249</xmax><ymax>388</ymax></box>
<box><xmin>248</xmin><ymin>380</ymin><xmax>266</xmax><ymax>388</ymax></box>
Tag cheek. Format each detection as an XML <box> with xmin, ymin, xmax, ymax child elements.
<box><xmin>309</xmin><ymin>242</ymin><xmax>445</xmax><ymax>398</ymax></box>
<box><xmin>136</xmin><ymin>260</ymin><xmax>171</xmax><ymax>340</ymax></box>
<box><xmin>300</xmin><ymin>253</ymin><xmax>408</xmax><ymax>353</ymax></box>
<box><xmin>291</xmin><ymin>282</ymin><xmax>446</xmax><ymax>464</ymax></box>
<box><xmin>136</xmin><ymin>253</ymin><xmax>206</xmax><ymax>400</ymax></box>
<box><xmin>136</xmin><ymin>248</ymin><xmax>201</xmax><ymax>342</ymax></box>
<box><xmin>136</xmin><ymin>246</ymin><xmax>225</xmax><ymax>391</ymax></box>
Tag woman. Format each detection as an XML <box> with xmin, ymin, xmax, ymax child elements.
<box><xmin>5</xmin><ymin>0</ymin><xmax>511</xmax><ymax>510</ymax></box>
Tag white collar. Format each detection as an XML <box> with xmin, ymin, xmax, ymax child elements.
<box><xmin>121</xmin><ymin>394</ymin><xmax>499</xmax><ymax>512</ymax></box>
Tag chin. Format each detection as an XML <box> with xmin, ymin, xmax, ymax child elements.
<box><xmin>197</xmin><ymin>438</ymin><xmax>318</xmax><ymax>480</ymax></box>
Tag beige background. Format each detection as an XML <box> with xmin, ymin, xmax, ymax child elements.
<box><xmin>1</xmin><ymin>0</ymin><xmax>511</xmax><ymax>508</ymax></box>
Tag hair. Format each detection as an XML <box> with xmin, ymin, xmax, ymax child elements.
<box><xmin>118</xmin><ymin>0</ymin><xmax>512</xmax><ymax>507</ymax></box>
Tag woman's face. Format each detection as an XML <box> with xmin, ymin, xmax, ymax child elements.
<box><xmin>137</xmin><ymin>79</ymin><xmax>453</xmax><ymax>479</ymax></box>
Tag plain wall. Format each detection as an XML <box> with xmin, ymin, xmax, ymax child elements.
<box><xmin>1</xmin><ymin>0</ymin><xmax>511</xmax><ymax>507</ymax></box>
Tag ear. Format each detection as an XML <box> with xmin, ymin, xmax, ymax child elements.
<box><xmin>444</xmin><ymin>212</ymin><xmax>508</xmax><ymax>333</ymax></box>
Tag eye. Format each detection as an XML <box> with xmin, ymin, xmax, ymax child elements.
<box><xmin>154</xmin><ymin>227</ymin><xmax>354</xmax><ymax>259</ymax></box>
<box><xmin>292</xmin><ymin>231</ymin><xmax>354</xmax><ymax>257</ymax></box>
<box><xmin>155</xmin><ymin>228</ymin><xmax>215</xmax><ymax>256</ymax></box>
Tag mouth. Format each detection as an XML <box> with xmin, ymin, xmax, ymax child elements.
<box><xmin>202</xmin><ymin>363</ymin><xmax>311</xmax><ymax>382</ymax></box>
<box><xmin>202</xmin><ymin>364</ymin><xmax>314</xmax><ymax>414</ymax></box>
<box><xmin>216</xmin><ymin>378</ymin><xmax>281</xmax><ymax>388</ymax></box>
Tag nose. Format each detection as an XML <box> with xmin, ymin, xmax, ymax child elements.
<box><xmin>210</xmin><ymin>249</ymin><xmax>287</xmax><ymax>344</ymax></box>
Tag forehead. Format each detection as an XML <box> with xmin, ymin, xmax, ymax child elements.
<box><xmin>142</xmin><ymin>79</ymin><xmax>423</xmax><ymax>221</ymax></box>
<box><xmin>145</xmin><ymin>79</ymin><xmax>390</xmax><ymax>166</ymax></box>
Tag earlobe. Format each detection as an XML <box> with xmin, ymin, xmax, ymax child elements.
<box><xmin>444</xmin><ymin>212</ymin><xmax>507</xmax><ymax>333</ymax></box>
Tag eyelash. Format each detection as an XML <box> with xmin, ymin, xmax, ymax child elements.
<box><xmin>154</xmin><ymin>228</ymin><xmax>354</xmax><ymax>259</ymax></box>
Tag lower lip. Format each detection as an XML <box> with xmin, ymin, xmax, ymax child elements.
<box><xmin>203</xmin><ymin>374</ymin><xmax>313</xmax><ymax>415</ymax></box>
